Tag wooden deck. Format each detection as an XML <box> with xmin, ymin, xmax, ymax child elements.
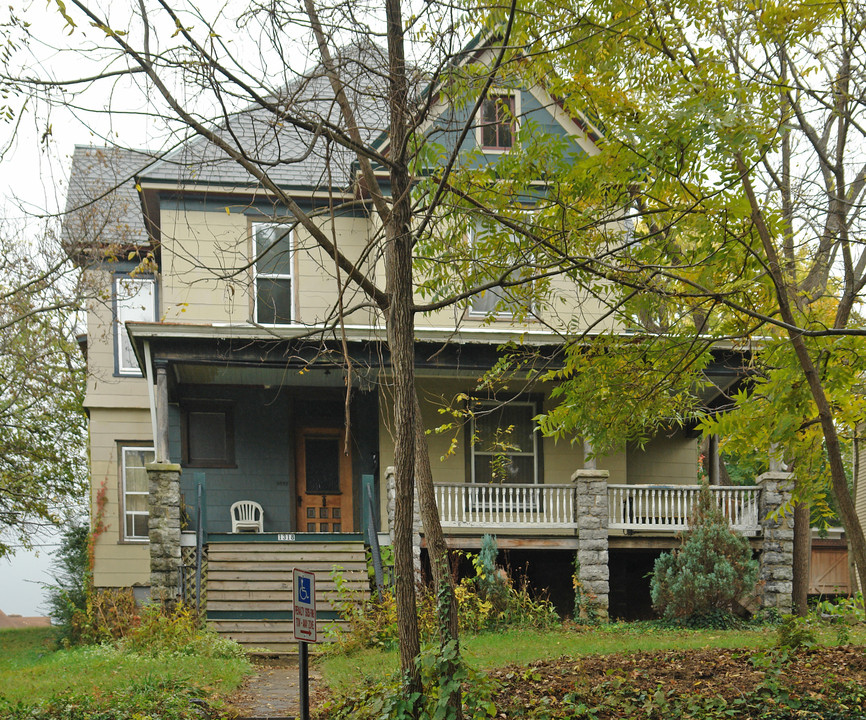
<box><xmin>206</xmin><ymin>538</ymin><xmax>369</xmax><ymax>652</ymax></box>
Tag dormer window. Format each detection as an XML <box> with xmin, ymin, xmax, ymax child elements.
<box><xmin>480</xmin><ymin>94</ymin><xmax>516</xmax><ymax>150</ymax></box>
<box><xmin>254</xmin><ymin>223</ymin><xmax>293</xmax><ymax>325</ymax></box>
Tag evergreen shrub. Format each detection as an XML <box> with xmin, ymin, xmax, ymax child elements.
<box><xmin>650</xmin><ymin>483</ymin><xmax>759</xmax><ymax>624</ymax></box>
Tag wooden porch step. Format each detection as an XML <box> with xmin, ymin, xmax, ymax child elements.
<box><xmin>206</xmin><ymin>540</ymin><xmax>368</xmax><ymax>651</ymax></box>
<box><xmin>208</xmin><ymin>618</ymin><xmax>347</xmax><ymax>651</ymax></box>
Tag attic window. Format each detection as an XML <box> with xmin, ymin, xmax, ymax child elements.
<box><xmin>480</xmin><ymin>94</ymin><xmax>515</xmax><ymax>150</ymax></box>
<box><xmin>254</xmin><ymin>224</ymin><xmax>293</xmax><ymax>325</ymax></box>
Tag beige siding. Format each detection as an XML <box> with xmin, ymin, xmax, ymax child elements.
<box><xmin>89</xmin><ymin>408</ymin><xmax>153</xmax><ymax>588</ymax></box>
<box><xmin>159</xmin><ymin>209</ymin><xmax>380</xmax><ymax>326</ymax></box>
<box><xmin>626</xmin><ymin>432</ymin><xmax>698</xmax><ymax>485</ymax></box>
<box><xmin>154</xmin><ymin>205</ymin><xmax>617</xmax><ymax>333</ymax></box>
<box><xmin>160</xmin><ymin>209</ymin><xmax>250</xmax><ymax>324</ymax></box>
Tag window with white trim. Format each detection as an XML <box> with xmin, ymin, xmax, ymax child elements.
<box><xmin>479</xmin><ymin>93</ymin><xmax>516</xmax><ymax>150</ymax></box>
<box><xmin>468</xmin><ymin>225</ymin><xmax>533</xmax><ymax>318</ymax></box>
<box><xmin>471</xmin><ymin>402</ymin><xmax>539</xmax><ymax>484</ymax></box>
<box><xmin>122</xmin><ymin>445</ymin><xmax>155</xmax><ymax>540</ymax></box>
<box><xmin>253</xmin><ymin>224</ymin><xmax>293</xmax><ymax>324</ymax></box>
<box><xmin>115</xmin><ymin>276</ymin><xmax>156</xmax><ymax>376</ymax></box>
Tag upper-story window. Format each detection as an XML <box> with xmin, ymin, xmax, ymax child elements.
<box><xmin>479</xmin><ymin>93</ymin><xmax>516</xmax><ymax>150</ymax></box>
<box><xmin>467</xmin><ymin>225</ymin><xmax>532</xmax><ymax>318</ymax></box>
<box><xmin>114</xmin><ymin>275</ymin><xmax>156</xmax><ymax>376</ymax></box>
<box><xmin>471</xmin><ymin>401</ymin><xmax>539</xmax><ymax>484</ymax></box>
<box><xmin>254</xmin><ymin>223</ymin><xmax>293</xmax><ymax>325</ymax></box>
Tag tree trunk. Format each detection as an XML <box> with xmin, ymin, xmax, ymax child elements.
<box><xmin>414</xmin><ymin>393</ymin><xmax>462</xmax><ymax>717</ymax></box>
<box><xmin>793</xmin><ymin>500</ymin><xmax>811</xmax><ymax>616</ymax></box>
<box><xmin>385</xmin><ymin>0</ymin><xmax>421</xmax><ymax>702</ymax></box>
<box><xmin>737</xmin><ymin>158</ymin><xmax>866</xmax><ymax>590</ymax></box>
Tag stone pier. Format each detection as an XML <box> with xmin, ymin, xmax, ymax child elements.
<box><xmin>147</xmin><ymin>462</ymin><xmax>183</xmax><ymax>605</ymax></box>
<box><xmin>756</xmin><ymin>471</ymin><xmax>794</xmax><ymax>615</ymax></box>
<box><xmin>573</xmin><ymin>468</ymin><xmax>610</xmax><ymax>620</ymax></box>
<box><xmin>386</xmin><ymin>467</ymin><xmax>423</xmax><ymax>586</ymax></box>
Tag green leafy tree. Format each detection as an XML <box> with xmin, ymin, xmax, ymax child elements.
<box><xmin>0</xmin><ymin>221</ymin><xmax>88</xmax><ymax>557</ymax></box>
<box><xmin>509</xmin><ymin>0</ymin><xmax>866</xmax><ymax>590</ymax></box>
<box><xmin>651</xmin><ymin>485</ymin><xmax>759</xmax><ymax>622</ymax></box>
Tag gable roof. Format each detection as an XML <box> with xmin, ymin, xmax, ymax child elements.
<box><xmin>139</xmin><ymin>41</ymin><xmax>390</xmax><ymax>191</ymax></box>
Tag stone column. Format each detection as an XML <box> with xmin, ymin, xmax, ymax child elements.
<box><xmin>756</xmin><ymin>470</ymin><xmax>794</xmax><ymax>615</ymax></box>
<box><xmin>386</xmin><ymin>466</ymin><xmax>422</xmax><ymax>587</ymax></box>
<box><xmin>572</xmin><ymin>468</ymin><xmax>610</xmax><ymax>620</ymax></box>
<box><xmin>147</xmin><ymin>461</ymin><xmax>183</xmax><ymax>605</ymax></box>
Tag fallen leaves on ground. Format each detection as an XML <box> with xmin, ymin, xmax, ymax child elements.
<box><xmin>487</xmin><ymin>645</ymin><xmax>866</xmax><ymax>718</ymax></box>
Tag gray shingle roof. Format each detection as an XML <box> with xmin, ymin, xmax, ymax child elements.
<box><xmin>140</xmin><ymin>41</ymin><xmax>390</xmax><ymax>190</ymax></box>
<box><xmin>62</xmin><ymin>145</ymin><xmax>152</xmax><ymax>250</ymax></box>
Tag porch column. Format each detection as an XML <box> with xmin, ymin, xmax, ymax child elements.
<box><xmin>572</xmin><ymin>468</ymin><xmax>610</xmax><ymax>620</ymax></box>
<box><xmin>386</xmin><ymin>466</ymin><xmax>422</xmax><ymax>588</ymax></box>
<box><xmin>756</xmin><ymin>470</ymin><xmax>794</xmax><ymax>615</ymax></box>
<box><xmin>154</xmin><ymin>361</ymin><xmax>170</xmax><ymax>463</ymax></box>
<box><xmin>147</xmin><ymin>461</ymin><xmax>183</xmax><ymax>605</ymax></box>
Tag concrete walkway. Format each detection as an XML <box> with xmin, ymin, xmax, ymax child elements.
<box><xmin>229</xmin><ymin>656</ymin><xmax>320</xmax><ymax>720</ymax></box>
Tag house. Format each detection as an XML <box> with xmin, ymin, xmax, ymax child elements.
<box><xmin>64</xmin><ymin>40</ymin><xmax>795</xmax><ymax>649</ymax></box>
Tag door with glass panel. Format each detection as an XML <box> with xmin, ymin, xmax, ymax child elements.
<box><xmin>296</xmin><ymin>428</ymin><xmax>353</xmax><ymax>532</ymax></box>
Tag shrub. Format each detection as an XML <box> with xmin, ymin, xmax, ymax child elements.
<box><xmin>650</xmin><ymin>483</ymin><xmax>759</xmax><ymax>623</ymax></box>
<box><xmin>44</xmin><ymin>522</ymin><xmax>90</xmax><ymax>645</ymax></box>
<box><xmin>327</xmin><ymin>539</ymin><xmax>557</xmax><ymax>653</ymax></box>
<box><xmin>121</xmin><ymin>603</ymin><xmax>246</xmax><ymax>659</ymax></box>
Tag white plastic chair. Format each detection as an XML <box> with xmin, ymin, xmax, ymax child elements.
<box><xmin>230</xmin><ymin>500</ymin><xmax>264</xmax><ymax>533</ymax></box>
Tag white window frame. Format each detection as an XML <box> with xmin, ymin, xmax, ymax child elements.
<box><xmin>114</xmin><ymin>275</ymin><xmax>156</xmax><ymax>376</ymax></box>
<box><xmin>253</xmin><ymin>223</ymin><xmax>294</xmax><ymax>326</ymax></box>
<box><xmin>471</xmin><ymin>401</ymin><xmax>539</xmax><ymax>485</ymax></box>
<box><xmin>121</xmin><ymin>445</ymin><xmax>155</xmax><ymax>541</ymax></box>
<box><xmin>476</xmin><ymin>91</ymin><xmax>520</xmax><ymax>153</ymax></box>
<box><xmin>467</xmin><ymin>225</ymin><xmax>532</xmax><ymax>319</ymax></box>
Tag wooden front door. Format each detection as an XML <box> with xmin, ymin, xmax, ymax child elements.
<box><xmin>296</xmin><ymin>428</ymin><xmax>353</xmax><ymax>533</ymax></box>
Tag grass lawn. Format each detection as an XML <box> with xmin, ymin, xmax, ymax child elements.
<box><xmin>317</xmin><ymin>621</ymin><xmax>866</xmax><ymax>694</ymax></box>
<box><xmin>0</xmin><ymin>626</ymin><xmax>250</xmax><ymax>719</ymax></box>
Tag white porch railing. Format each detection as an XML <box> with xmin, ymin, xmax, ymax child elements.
<box><xmin>607</xmin><ymin>484</ymin><xmax>761</xmax><ymax>535</ymax></box>
<box><xmin>432</xmin><ymin>482</ymin><xmax>762</xmax><ymax>535</ymax></box>
<box><xmin>434</xmin><ymin>482</ymin><xmax>576</xmax><ymax>529</ymax></box>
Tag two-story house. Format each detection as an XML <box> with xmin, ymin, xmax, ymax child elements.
<box><xmin>64</xmin><ymin>40</ymin><xmax>793</xmax><ymax>650</ymax></box>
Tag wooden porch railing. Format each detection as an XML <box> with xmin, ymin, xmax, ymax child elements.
<box><xmin>433</xmin><ymin>482</ymin><xmax>762</xmax><ymax>535</ymax></box>
<box><xmin>607</xmin><ymin>484</ymin><xmax>761</xmax><ymax>535</ymax></box>
<box><xmin>434</xmin><ymin>482</ymin><xmax>576</xmax><ymax>529</ymax></box>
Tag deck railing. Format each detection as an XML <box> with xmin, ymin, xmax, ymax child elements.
<box><xmin>434</xmin><ymin>482</ymin><xmax>576</xmax><ymax>529</ymax></box>
<box><xmin>607</xmin><ymin>484</ymin><xmax>761</xmax><ymax>535</ymax></box>
<box><xmin>433</xmin><ymin>482</ymin><xmax>762</xmax><ymax>534</ymax></box>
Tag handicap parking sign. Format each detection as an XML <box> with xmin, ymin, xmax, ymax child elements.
<box><xmin>293</xmin><ymin>569</ymin><xmax>317</xmax><ymax>643</ymax></box>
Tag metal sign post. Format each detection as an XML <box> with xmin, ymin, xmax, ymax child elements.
<box><xmin>293</xmin><ymin>569</ymin><xmax>317</xmax><ymax>720</ymax></box>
